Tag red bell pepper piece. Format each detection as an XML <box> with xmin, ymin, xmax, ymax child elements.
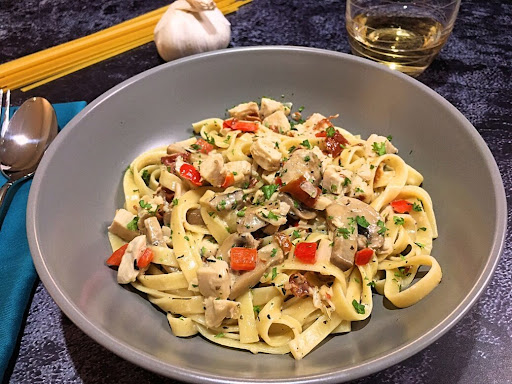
<box><xmin>137</xmin><ymin>248</ymin><xmax>154</xmax><ymax>269</ymax></box>
<box><xmin>221</xmin><ymin>172</ymin><xmax>235</xmax><ymax>188</ymax></box>
<box><xmin>223</xmin><ymin>118</ymin><xmax>259</xmax><ymax>132</ymax></box>
<box><xmin>391</xmin><ymin>199</ymin><xmax>413</xmax><ymax>214</ymax></box>
<box><xmin>280</xmin><ymin>176</ymin><xmax>320</xmax><ymax>208</ymax></box>
<box><xmin>106</xmin><ymin>244</ymin><xmax>129</xmax><ymax>267</ymax></box>
<box><xmin>315</xmin><ymin>131</ymin><xmax>327</xmax><ymax>137</ymax></box>
<box><xmin>230</xmin><ymin>247</ymin><xmax>258</xmax><ymax>271</ymax></box>
<box><xmin>179</xmin><ymin>163</ymin><xmax>202</xmax><ymax>186</ymax></box>
<box><xmin>354</xmin><ymin>248</ymin><xmax>374</xmax><ymax>266</ymax></box>
<box><xmin>195</xmin><ymin>138</ymin><xmax>214</xmax><ymax>154</ymax></box>
<box><xmin>294</xmin><ymin>242</ymin><xmax>317</xmax><ymax>264</ymax></box>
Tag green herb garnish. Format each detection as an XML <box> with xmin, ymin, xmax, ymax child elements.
<box><xmin>413</xmin><ymin>202</ymin><xmax>423</xmax><ymax>212</ymax></box>
<box><xmin>372</xmin><ymin>142</ymin><xmax>386</xmax><ymax>156</ymax></box>
<box><xmin>393</xmin><ymin>216</ymin><xmax>405</xmax><ymax>226</ymax></box>
<box><xmin>326</xmin><ymin>126</ymin><xmax>336</xmax><ymax>138</ymax></box>
<box><xmin>352</xmin><ymin>299</ymin><xmax>365</xmax><ymax>314</ymax></box>
<box><xmin>261</xmin><ymin>184</ymin><xmax>278</xmax><ymax>200</ymax></box>
<box><xmin>141</xmin><ymin>169</ymin><xmax>150</xmax><ymax>185</ymax></box>
<box><xmin>356</xmin><ymin>215</ymin><xmax>370</xmax><ymax>228</ymax></box>
<box><xmin>127</xmin><ymin>217</ymin><xmax>139</xmax><ymax>231</ymax></box>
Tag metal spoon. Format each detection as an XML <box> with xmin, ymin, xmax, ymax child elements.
<box><xmin>0</xmin><ymin>96</ymin><xmax>58</xmax><ymax>230</ymax></box>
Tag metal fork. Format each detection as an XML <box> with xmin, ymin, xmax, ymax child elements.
<box><xmin>0</xmin><ymin>89</ymin><xmax>10</xmax><ymax>138</ymax></box>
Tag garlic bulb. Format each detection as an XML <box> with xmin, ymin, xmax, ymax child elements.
<box><xmin>154</xmin><ymin>0</ymin><xmax>231</xmax><ymax>62</ymax></box>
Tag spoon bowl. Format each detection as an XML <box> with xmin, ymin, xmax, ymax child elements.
<box><xmin>0</xmin><ymin>96</ymin><xmax>57</xmax><ymax>229</ymax></box>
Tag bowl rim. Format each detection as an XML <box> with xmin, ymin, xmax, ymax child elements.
<box><xmin>27</xmin><ymin>46</ymin><xmax>508</xmax><ymax>383</ymax></box>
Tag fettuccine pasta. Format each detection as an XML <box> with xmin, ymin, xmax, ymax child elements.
<box><xmin>105</xmin><ymin>97</ymin><xmax>441</xmax><ymax>359</ymax></box>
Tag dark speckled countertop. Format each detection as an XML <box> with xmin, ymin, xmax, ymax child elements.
<box><xmin>1</xmin><ymin>0</ymin><xmax>511</xmax><ymax>383</ymax></box>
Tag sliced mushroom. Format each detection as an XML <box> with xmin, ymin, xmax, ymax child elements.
<box><xmin>337</xmin><ymin>196</ymin><xmax>384</xmax><ymax>250</ymax></box>
<box><xmin>144</xmin><ymin>217</ymin><xmax>166</xmax><ymax>247</ymax></box>
<box><xmin>237</xmin><ymin>210</ymin><xmax>267</xmax><ymax>233</ymax></box>
<box><xmin>325</xmin><ymin>203</ymin><xmax>358</xmax><ymax>271</ymax></box>
<box><xmin>186</xmin><ymin>208</ymin><xmax>205</xmax><ymax>225</ymax></box>
<box><xmin>228</xmin><ymin>261</ymin><xmax>268</xmax><ymax>300</ymax></box>
<box><xmin>228</xmin><ymin>247</ymin><xmax>283</xmax><ymax>300</ymax></box>
<box><xmin>216</xmin><ymin>233</ymin><xmax>258</xmax><ymax>263</ymax></box>
<box><xmin>278</xmin><ymin>193</ymin><xmax>316</xmax><ymax>220</ymax></box>
<box><xmin>208</xmin><ymin>189</ymin><xmax>245</xmax><ymax>211</ymax></box>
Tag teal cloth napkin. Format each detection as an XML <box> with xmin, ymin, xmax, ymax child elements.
<box><xmin>0</xmin><ymin>101</ymin><xmax>86</xmax><ymax>381</ymax></box>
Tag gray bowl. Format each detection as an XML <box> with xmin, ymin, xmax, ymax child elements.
<box><xmin>27</xmin><ymin>47</ymin><xmax>507</xmax><ymax>383</ymax></box>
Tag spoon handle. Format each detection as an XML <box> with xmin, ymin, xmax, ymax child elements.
<box><xmin>0</xmin><ymin>180</ymin><xmax>14</xmax><ymax>230</ymax></box>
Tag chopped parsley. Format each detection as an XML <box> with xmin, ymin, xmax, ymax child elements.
<box><xmin>172</xmin><ymin>198</ymin><xmax>179</xmax><ymax>206</ymax></box>
<box><xmin>337</xmin><ymin>227</ymin><xmax>351</xmax><ymax>239</ymax></box>
<box><xmin>326</xmin><ymin>126</ymin><xmax>336</xmax><ymax>138</ymax></box>
<box><xmin>204</xmin><ymin>133</ymin><xmax>215</xmax><ymax>145</ymax></box>
<box><xmin>200</xmin><ymin>247</ymin><xmax>207</xmax><ymax>257</ymax></box>
<box><xmin>190</xmin><ymin>143</ymin><xmax>201</xmax><ymax>150</ymax></box>
<box><xmin>304</xmin><ymin>155</ymin><xmax>311</xmax><ymax>162</ymax></box>
<box><xmin>237</xmin><ymin>208</ymin><xmax>246</xmax><ymax>217</ymax></box>
<box><xmin>288</xmin><ymin>145</ymin><xmax>296</xmax><ymax>153</ymax></box>
<box><xmin>413</xmin><ymin>202</ymin><xmax>423</xmax><ymax>212</ymax></box>
<box><xmin>343</xmin><ymin>177</ymin><xmax>351</xmax><ymax>187</ymax></box>
<box><xmin>141</xmin><ymin>169</ymin><xmax>150</xmax><ymax>185</ymax></box>
<box><xmin>127</xmin><ymin>217</ymin><xmax>139</xmax><ymax>231</ymax></box>
<box><xmin>372</xmin><ymin>142</ymin><xmax>387</xmax><ymax>156</ymax></box>
<box><xmin>253</xmin><ymin>305</ymin><xmax>261</xmax><ymax>314</ymax></box>
<box><xmin>418</xmin><ymin>227</ymin><xmax>427</xmax><ymax>231</ymax></box>
<box><xmin>261</xmin><ymin>184</ymin><xmax>278</xmax><ymax>200</ymax></box>
<box><xmin>367</xmin><ymin>281</ymin><xmax>376</xmax><ymax>288</ymax></box>
<box><xmin>331</xmin><ymin>185</ymin><xmax>338</xmax><ymax>193</ymax></box>
<box><xmin>415</xmin><ymin>242</ymin><xmax>425</xmax><ymax>249</ymax></box>
<box><xmin>352</xmin><ymin>299</ymin><xmax>365</xmax><ymax>314</ymax></box>
<box><xmin>355</xmin><ymin>187</ymin><xmax>364</xmax><ymax>193</ymax></box>
<box><xmin>298</xmin><ymin>106</ymin><xmax>305</xmax><ymax>112</ymax></box>
<box><xmin>139</xmin><ymin>200</ymin><xmax>153</xmax><ymax>210</ymax></box>
<box><xmin>301</xmin><ymin>139</ymin><xmax>311</xmax><ymax>149</ymax></box>
<box><xmin>292</xmin><ymin>230</ymin><xmax>301</xmax><ymax>239</ymax></box>
<box><xmin>356</xmin><ymin>215</ymin><xmax>370</xmax><ymax>228</ymax></box>
<box><xmin>184</xmin><ymin>236</ymin><xmax>190</xmax><ymax>241</ymax></box>
<box><xmin>217</xmin><ymin>200</ymin><xmax>227</xmax><ymax>211</ymax></box>
<box><xmin>214</xmin><ymin>333</ymin><xmax>225</xmax><ymax>338</ymax></box>
<box><xmin>386</xmin><ymin>135</ymin><xmax>393</xmax><ymax>141</ymax></box>
<box><xmin>377</xmin><ymin>220</ymin><xmax>388</xmax><ymax>235</ymax></box>
<box><xmin>223</xmin><ymin>135</ymin><xmax>231</xmax><ymax>143</ymax></box>
<box><xmin>270</xmin><ymin>248</ymin><xmax>278</xmax><ymax>258</ymax></box>
<box><xmin>393</xmin><ymin>216</ymin><xmax>405</xmax><ymax>226</ymax></box>
<box><xmin>271</xmin><ymin>267</ymin><xmax>278</xmax><ymax>280</ymax></box>
<box><xmin>267</xmin><ymin>211</ymin><xmax>279</xmax><ymax>221</ymax></box>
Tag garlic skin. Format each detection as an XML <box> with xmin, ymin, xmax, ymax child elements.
<box><xmin>154</xmin><ymin>0</ymin><xmax>231</xmax><ymax>62</ymax></box>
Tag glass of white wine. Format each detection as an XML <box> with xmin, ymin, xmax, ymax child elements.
<box><xmin>346</xmin><ymin>0</ymin><xmax>461</xmax><ymax>76</ymax></box>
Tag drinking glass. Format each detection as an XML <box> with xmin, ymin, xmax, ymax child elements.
<box><xmin>346</xmin><ymin>0</ymin><xmax>461</xmax><ymax>76</ymax></box>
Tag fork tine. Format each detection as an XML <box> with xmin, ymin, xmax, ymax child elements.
<box><xmin>1</xmin><ymin>89</ymin><xmax>10</xmax><ymax>137</ymax></box>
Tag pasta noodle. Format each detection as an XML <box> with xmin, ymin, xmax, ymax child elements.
<box><xmin>105</xmin><ymin>97</ymin><xmax>442</xmax><ymax>359</ymax></box>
